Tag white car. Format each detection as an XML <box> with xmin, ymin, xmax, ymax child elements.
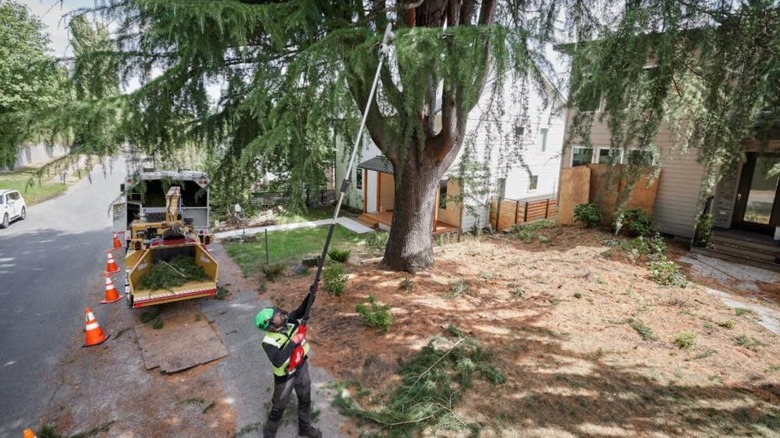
<box><xmin>0</xmin><ymin>189</ymin><xmax>27</xmax><ymax>228</ymax></box>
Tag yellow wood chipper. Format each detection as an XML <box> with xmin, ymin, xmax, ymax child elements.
<box><xmin>113</xmin><ymin>172</ymin><xmax>219</xmax><ymax>308</ymax></box>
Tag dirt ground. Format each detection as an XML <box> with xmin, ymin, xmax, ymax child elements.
<box><xmin>265</xmin><ymin>226</ymin><xmax>780</xmax><ymax>437</ymax></box>
<box><xmin>41</xmin><ymin>225</ymin><xmax>780</xmax><ymax>437</ymax></box>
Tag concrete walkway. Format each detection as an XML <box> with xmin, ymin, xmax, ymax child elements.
<box><xmin>681</xmin><ymin>253</ymin><xmax>780</xmax><ymax>334</ymax></box>
<box><xmin>214</xmin><ymin>217</ymin><xmax>374</xmax><ymax>240</ymax></box>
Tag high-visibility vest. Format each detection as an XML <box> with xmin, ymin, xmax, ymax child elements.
<box><xmin>262</xmin><ymin>324</ymin><xmax>310</xmax><ymax>377</ymax></box>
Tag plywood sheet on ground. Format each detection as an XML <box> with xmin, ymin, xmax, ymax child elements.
<box><xmin>135</xmin><ymin>312</ymin><xmax>229</xmax><ymax>373</ymax></box>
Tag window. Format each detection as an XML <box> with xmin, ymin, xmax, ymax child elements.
<box><xmin>515</xmin><ymin>125</ymin><xmax>525</xmax><ymax>138</ymax></box>
<box><xmin>355</xmin><ymin>169</ymin><xmax>363</xmax><ymax>190</ymax></box>
<box><xmin>439</xmin><ymin>179</ymin><xmax>448</xmax><ymax>209</ymax></box>
<box><xmin>497</xmin><ymin>178</ymin><xmax>507</xmax><ymax>199</ymax></box>
<box><xmin>538</xmin><ymin>128</ymin><xmax>548</xmax><ymax>152</ymax></box>
<box><xmin>597</xmin><ymin>148</ymin><xmax>622</xmax><ymax>165</ymax></box>
<box><xmin>626</xmin><ymin>150</ymin><xmax>655</xmax><ymax>166</ymax></box>
<box><xmin>571</xmin><ymin>147</ymin><xmax>593</xmax><ymax>166</ymax></box>
<box><xmin>529</xmin><ymin>175</ymin><xmax>538</xmax><ymax>191</ymax></box>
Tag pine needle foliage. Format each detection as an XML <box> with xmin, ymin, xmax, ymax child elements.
<box><xmin>334</xmin><ymin>329</ymin><xmax>505</xmax><ymax>437</ymax></box>
<box><xmin>138</xmin><ymin>255</ymin><xmax>210</xmax><ymax>291</ymax></box>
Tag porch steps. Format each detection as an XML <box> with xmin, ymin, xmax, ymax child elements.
<box><xmin>690</xmin><ymin>230</ymin><xmax>780</xmax><ymax>273</ymax></box>
<box><xmin>356</xmin><ymin>215</ymin><xmax>379</xmax><ymax>230</ymax></box>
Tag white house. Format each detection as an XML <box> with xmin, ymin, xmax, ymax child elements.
<box><xmin>335</xmin><ymin>71</ymin><xmax>566</xmax><ymax>233</ymax></box>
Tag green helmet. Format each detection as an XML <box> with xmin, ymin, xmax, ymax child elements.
<box><xmin>255</xmin><ymin>307</ymin><xmax>275</xmax><ymax>330</ymax></box>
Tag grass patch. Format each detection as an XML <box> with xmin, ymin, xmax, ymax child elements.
<box><xmin>38</xmin><ymin>421</ymin><xmax>115</xmax><ymax>438</ymax></box>
<box><xmin>0</xmin><ymin>167</ymin><xmax>68</xmax><ymax>205</ymax></box>
<box><xmin>629</xmin><ymin>318</ymin><xmax>656</xmax><ymax>340</ymax></box>
<box><xmin>735</xmin><ymin>308</ymin><xmax>754</xmax><ymax>317</ymax></box>
<box><xmin>736</xmin><ymin>335</ymin><xmax>766</xmax><ymax>350</ymax></box>
<box><xmin>225</xmin><ymin>225</ymin><xmax>363</xmax><ymax>277</ymax></box>
<box><xmin>399</xmin><ymin>277</ymin><xmax>415</xmax><ymax>292</ymax></box>
<box><xmin>446</xmin><ymin>280</ymin><xmax>471</xmax><ymax>299</ymax></box>
<box><xmin>717</xmin><ymin>320</ymin><xmax>735</xmax><ymax>329</ymax></box>
<box><xmin>328</xmin><ymin>248</ymin><xmax>351</xmax><ymax>263</ymax></box>
<box><xmin>674</xmin><ymin>331</ymin><xmax>697</xmax><ymax>349</ymax></box>
<box><xmin>333</xmin><ymin>329</ymin><xmax>505</xmax><ymax>437</ymax></box>
<box><xmin>511</xmin><ymin>219</ymin><xmax>556</xmax><ymax>243</ymax></box>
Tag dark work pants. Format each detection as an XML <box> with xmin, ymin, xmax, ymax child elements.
<box><xmin>264</xmin><ymin>361</ymin><xmax>312</xmax><ymax>437</ymax></box>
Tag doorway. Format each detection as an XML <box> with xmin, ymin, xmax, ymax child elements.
<box><xmin>732</xmin><ymin>153</ymin><xmax>780</xmax><ymax>234</ymax></box>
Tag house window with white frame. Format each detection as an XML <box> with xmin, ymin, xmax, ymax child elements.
<box><xmin>528</xmin><ymin>175</ymin><xmax>538</xmax><ymax>191</ymax></box>
<box><xmin>596</xmin><ymin>147</ymin><xmax>622</xmax><ymax>165</ymax></box>
<box><xmin>538</xmin><ymin>127</ymin><xmax>548</xmax><ymax>152</ymax></box>
<box><xmin>571</xmin><ymin>146</ymin><xmax>593</xmax><ymax>166</ymax></box>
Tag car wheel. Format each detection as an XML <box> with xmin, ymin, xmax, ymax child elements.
<box><xmin>1</xmin><ymin>214</ymin><xmax>8</xmax><ymax>229</ymax></box>
<box><xmin>20</xmin><ymin>207</ymin><xmax>26</xmax><ymax>220</ymax></box>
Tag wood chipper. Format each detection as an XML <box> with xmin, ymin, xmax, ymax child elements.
<box><xmin>115</xmin><ymin>177</ymin><xmax>219</xmax><ymax>308</ymax></box>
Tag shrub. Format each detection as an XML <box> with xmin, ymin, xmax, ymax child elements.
<box><xmin>512</xmin><ymin>219</ymin><xmax>556</xmax><ymax>242</ymax></box>
<box><xmin>613</xmin><ymin>208</ymin><xmax>655</xmax><ymax>237</ymax></box>
<box><xmin>328</xmin><ymin>248</ymin><xmax>351</xmax><ymax>263</ymax></box>
<box><xmin>356</xmin><ymin>295</ymin><xmax>393</xmax><ymax>332</ymax></box>
<box><xmin>399</xmin><ymin>278</ymin><xmax>415</xmax><ymax>292</ymax></box>
<box><xmin>322</xmin><ymin>262</ymin><xmax>349</xmax><ymax>296</ymax></box>
<box><xmin>573</xmin><ymin>203</ymin><xmax>602</xmax><ymax>227</ymax></box>
<box><xmin>365</xmin><ymin>231</ymin><xmax>389</xmax><ymax>256</ymax></box>
<box><xmin>648</xmin><ymin>260</ymin><xmax>687</xmax><ymax>287</ymax></box>
<box><xmin>630</xmin><ymin>318</ymin><xmax>656</xmax><ymax>340</ymax></box>
<box><xmin>261</xmin><ymin>263</ymin><xmax>286</xmax><ymax>281</ymax></box>
<box><xmin>674</xmin><ymin>331</ymin><xmax>697</xmax><ymax>349</ymax></box>
<box><xmin>693</xmin><ymin>213</ymin><xmax>713</xmax><ymax>247</ymax></box>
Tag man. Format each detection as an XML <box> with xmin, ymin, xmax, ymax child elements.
<box><xmin>255</xmin><ymin>286</ymin><xmax>322</xmax><ymax>438</ymax></box>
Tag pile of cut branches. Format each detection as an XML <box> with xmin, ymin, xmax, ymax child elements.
<box><xmin>334</xmin><ymin>326</ymin><xmax>505</xmax><ymax>437</ymax></box>
<box><xmin>138</xmin><ymin>255</ymin><xmax>209</xmax><ymax>291</ymax></box>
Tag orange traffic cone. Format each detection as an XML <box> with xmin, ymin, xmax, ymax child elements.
<box><xmin>112</xmin><ymin>232</ymin><xmax>122</xmax><ymax>250</ymax></box>
<box><xmin>23</xmin><ymin>428</ymin><xmax>37</xmax><ymax>438</ymax></box>
<box><xmin>105</xmin><ymin>252</ymin><xmax>120</xmax><ymax>274</ymax></box>
<box><xmin>83</xmin><ymin>307</ymin><xmax>109</xmax><ymax>348</ymax></box>
<box><xmin>100</xmin><ymin>273</ymin><xmax>122</xmax><ymax>304</ymax></box>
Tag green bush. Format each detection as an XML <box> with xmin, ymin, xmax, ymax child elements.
<box><xmin>613</xmin><ymin>208</ymin><xmax>655</xmax><ymax>237</ymax></box>
<box><xmin>674</xmin><ymin>331</ymin><xmax>697</xmax><ymax>349</ymax></box>
<box><xmin>365</xmin><ymin>231</ymin><xmax>389</xmax><ymax>256</ymax></box>
<box><xmin>511</xmin><ymin>219</ymin><xmax>556</xmax><ymax>242</ymax></box>
<box><xmin>261</xmin><ymin>263</ymin><xmax>287</xmax><ymax>281</ymax></box>
<box><xmin>693</xmin><ymin>213</ymin><xmax>713</xmax><ymax>247</ymax></box>
<box><xmin>322</xmin><ymin>262</ymin><xmax>349</xmax><ymax>296</ymax></box>
<box><xmin>648</xmin><ymin>260</ymin><xmax>687</xmax><ymax>287</ymax></box>
<box><xmin>356</xmin><ymin>295</ymin><xmax>393</xmax><ymax>332</ymax></box>
<box><xmin>328</xmin><ymin>248</ymin><xmax>351</xmax><ymax>263</ymax></box>
<box><xmin>573</xmin><ymin>203</ymin><xmax>602</xmax><ymax>227</ymax></box>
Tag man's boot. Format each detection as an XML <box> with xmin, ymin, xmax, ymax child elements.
<box><xmin>263</xmin><ymin>417</ymin><xmax>282</xmax><ymax>438</ymax></box>
<box><xmin>298</xmin><ymin>423</ymin><xmax>322</xmax><ymax>438</ymax></box>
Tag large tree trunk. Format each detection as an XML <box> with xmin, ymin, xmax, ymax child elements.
<box><xmin>382</xmin><ymin>146</ymin><xmax>444</xmax><ymax>272</ymax></box>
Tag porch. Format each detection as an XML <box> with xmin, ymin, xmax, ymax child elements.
<box><xmin>358</xmin><ymin>211</ymin><xmax>460</xmax><ymax>236</ymax></box>
<box><xmin>692</xmin><ymin>228</ymin><xmax>780</xmax><ymax>273</ymax></box>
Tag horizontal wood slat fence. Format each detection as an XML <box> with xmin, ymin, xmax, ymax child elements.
<box><xmin>489</xmin><ymin>196</ymin><xmax>558</xmax><ymax>231</ymax></box>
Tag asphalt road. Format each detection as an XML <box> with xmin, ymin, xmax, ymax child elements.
<box><xmin>0</xmin><ymin>158</ymin><xmax>126</xmax><ymax>436</ymax></box>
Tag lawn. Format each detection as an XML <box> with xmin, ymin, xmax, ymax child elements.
<box><xmin>276</xmin><ymin>206</ymin><xmax>342</xmax><ymax>224</ymax></box>
<box><xmin>0</xmin><ymin>167</ymin><xmax>68</xmax><ymax>205</ymax></box>
<box><xmin>224</xmin><ymin>224</ymin><xmax>366</xmax><ymax>277</ymax></box>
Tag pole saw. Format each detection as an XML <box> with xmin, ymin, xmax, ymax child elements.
<box><xmin>286</xmin><ymin>23</ymin><xmax>394</xmax><ymax>375</ymax></box>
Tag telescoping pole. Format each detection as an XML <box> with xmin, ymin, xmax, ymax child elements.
<box><xmin>302</xmin><ymin>23</ymin><xmax>394</xmax><ymax>323</ymax></box>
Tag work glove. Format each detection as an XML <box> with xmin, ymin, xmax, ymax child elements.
<box><xmin>291</xmin><ymin>324</ymin><xmax>307</xmax><ymax>345</ymax></box>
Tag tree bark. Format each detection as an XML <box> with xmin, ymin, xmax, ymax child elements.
<box><xmin>382</xmin><ymin>141</ymin><xmax>444</xmax><ymax>272</ymax></box>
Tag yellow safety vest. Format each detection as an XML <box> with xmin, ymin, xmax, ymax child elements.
<box><xmin>262</xmin><ymin>324</ymin><xmax>310</xmax><ymax>377</ymax></box>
